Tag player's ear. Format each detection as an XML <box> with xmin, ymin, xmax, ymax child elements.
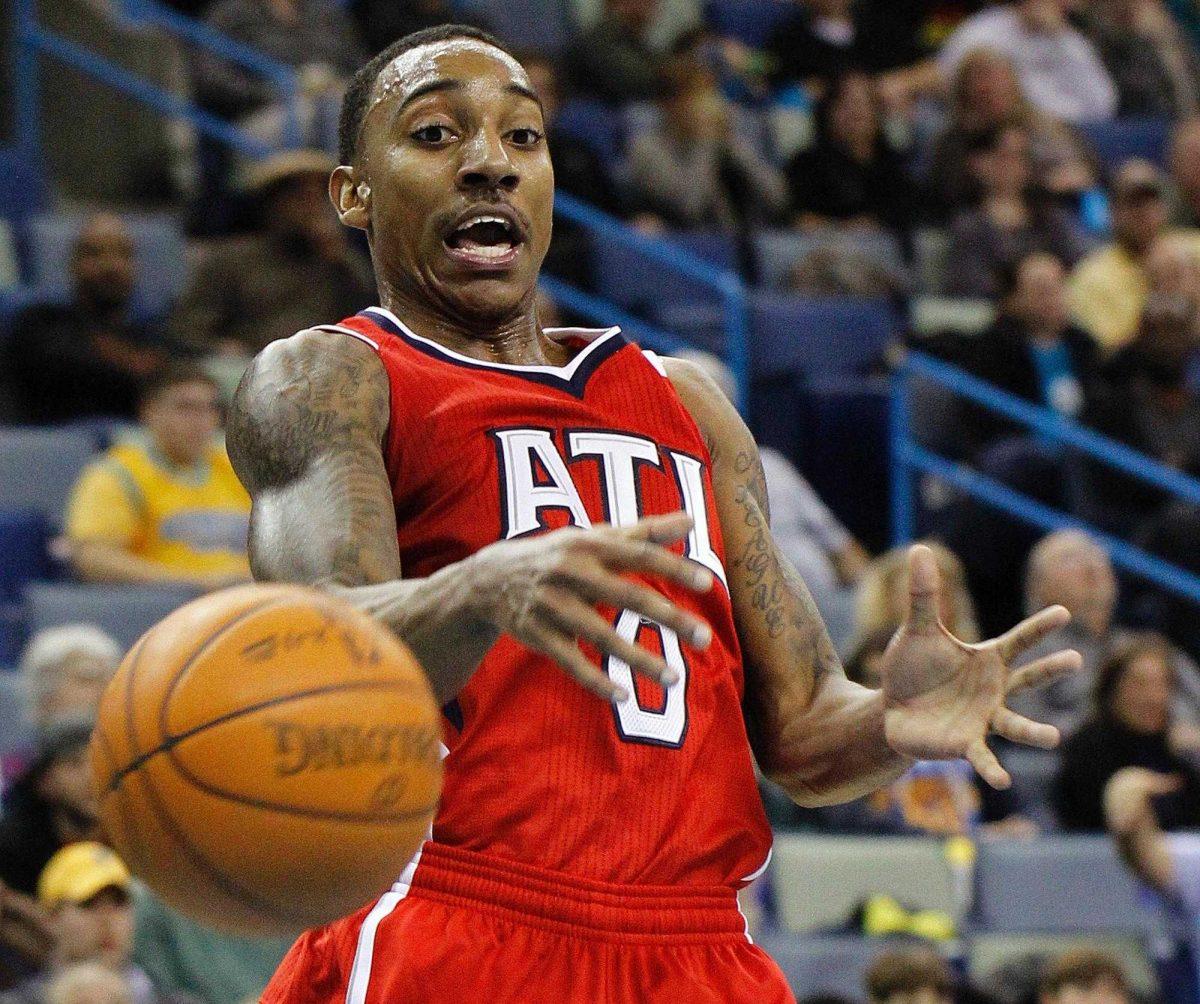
<box><xmin>330</xmin><ymin>165</ymin><xmax>370</xmax><ymax>231</ymax></box>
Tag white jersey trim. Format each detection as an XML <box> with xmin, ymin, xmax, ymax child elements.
<box><xmin>313</xmin><ymin>324</ymin><xmax>381</xmax><ymax>351</ymax></box>
<box><xmin>642</xmin><ymin>349</ymin><xmax>668</xmax><ymax>377</ymax></box>
<box><xmin>362</xmin><ymin>306</ymin><xmax>621</xmax><ymax>378</ymax></box>
<box><xmin>344</xmin><ymin>743</ymin><xmax>448</xmax><ymax>1003</ymax></box>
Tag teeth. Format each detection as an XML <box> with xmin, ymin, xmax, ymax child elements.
<box><xmin>458</xmin><ymin>243</ymin><xmax>512</xmax><ymax>259</ymax></box>
<box><xmin>456</xmin><ymin>214</ymin><xmax>513</xmax><ymax>233</ymax></box>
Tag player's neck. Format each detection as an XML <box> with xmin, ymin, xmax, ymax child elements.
<box><xmin>378</xmin><ymin>289</ymin><xmax>573</xmax><ymax>367</ymax></box>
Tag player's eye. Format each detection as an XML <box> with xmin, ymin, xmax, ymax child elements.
<box><xmin>508</xmin><ymin>128</ymin><xmax>543</xmax><ymax>148</ymax></box>
<box><xmin>412</xmin><ymin>124</ymin><xmax>456</xmax><ymax>145</ymax></box>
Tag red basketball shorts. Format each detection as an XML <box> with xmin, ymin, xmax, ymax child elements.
<box><xmin>262</xmin><ymin>842</ymin><xmax>795</xmax><ymax>1003</ymax></box>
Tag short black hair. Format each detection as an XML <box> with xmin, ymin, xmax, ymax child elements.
<box><xmin>141</xmin><ymin>363</ymin><xmax>218</xmax><ymax>407</ymax></box>
<box><xmin>338</xmin><ymin>24</ymin><xmax>515</xmax><ymax>166</ymax></box>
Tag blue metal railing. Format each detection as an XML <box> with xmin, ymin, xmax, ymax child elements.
<box><xmin>551</xmin><ymin>192</ymin><xmax>750</xmax><ymax>409</ymax></box>
<box><xmin>9</xmin><ymin>0</ymin><xmax>300</xmax><ymax>171</ymax></box>
<box><xmin>893</xmin><ymin>350</ymin><xmax>1200</xmax><ymax>605</ymax></box>
<box><xmin>5</xmin><ymin>0</ymin><xmax>750</xmax><ymax>403</ymax></box>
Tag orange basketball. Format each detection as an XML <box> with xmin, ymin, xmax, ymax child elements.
<box><xmin>90</xmin><ymin>583</ymin><xmax>442</xmax><ymax>937</ymax></box>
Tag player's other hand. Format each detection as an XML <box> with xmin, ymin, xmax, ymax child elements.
<box><xmin>880</xmin><ymin>545</ymin><xmax>1083</xmax><ymax>789</ymax></box>
<box><xmin>467</xmin><ymin>512</ymin><xmax>714</xmax><ymax>701</ymax></box>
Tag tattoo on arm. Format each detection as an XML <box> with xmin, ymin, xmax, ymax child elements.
<box><xmin>226</xmin><ymin>331</ymin><xmax>401</xmax><ymax>587</ymax></box>
<box><xmin>728</xmin><ymin>448</ymin><xmax>841</xmax><ymax>685</ymax></box>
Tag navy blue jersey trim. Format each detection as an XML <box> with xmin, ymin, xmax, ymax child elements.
<box><xmin>356</xmin><ymin>310</ymin><xmax>627</xmax><ymax>399</ymax></box>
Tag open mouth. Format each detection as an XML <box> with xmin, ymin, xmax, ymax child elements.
<box><xmin>443</xmin><ymin>212</ymin><xmax>524</xmax><ymax>270</ymax></box>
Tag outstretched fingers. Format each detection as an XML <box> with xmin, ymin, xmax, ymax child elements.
<box><xmin>1005</xmin><ymin>649</ymin><xmax>1082</xmax><ymax>696</ymax></box>
<box><xmin>523</xmin><ymin>623</ymin><xmax>628</xmax><ymax>703</ymax></box>
<box><xmin>994</xmin><ymin>605</ymin><xmax>1071</xmax><ymax>663</ymax></box>
<box><xmin>991</xmin><ymin>707</ymin><xmax>1060</xmax><ymax>750</ymax></box>
<box><xmin>966</xmin><ymin>737</ymin><xmax>1011</xmax><ymax>790</ymax></box>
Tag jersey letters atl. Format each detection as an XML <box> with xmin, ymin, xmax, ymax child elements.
<box><xmin>319</xmin><ymin>307</ymin><xmax>772</xmax><ymax>889</ymax></box>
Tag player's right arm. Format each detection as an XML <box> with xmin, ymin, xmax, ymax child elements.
<box><xmin>226</xmin><ymin>329</ymin><xmax>714</xmax><ymax>705</ymax></box>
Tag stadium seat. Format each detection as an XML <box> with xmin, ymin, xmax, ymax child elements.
<box><xmin>997</xmin><ymin>747</ymin><xmax>1059</xmax><ymax>829</ymax></box>
<box><xmin>771</xmin><ymin>834</ymin><xmax>959</xmax><ymax>933</ymax></box>
<box><xmin>704</xmin><ymin>0</ymin><xmax>795</xmax><ymax>45</ymax></box>
<box><xmin>0</xmin><ymin>602</ymin><xmax>27</xmax><ymax>670</ymax></box>
<box><xmin>754</xmin><ymin>932</ymin><xmax>897</xmax><ymax>998</ymax></box>
<box><xmin>968</xmin><ymin>932</ymin><xmax>1157</xmax><ymax>995</ymax></box>
<box><xmin>592</xmin><ymin>237</ymin><xmax>726</xmax><ymax>316</ymax></box>
<box><xmin>0</xmin><ymin>510</ymin><xmax>51</xmax><ymax>602</ymax></box>
<box><xmin>0</xmin><ymin>670</ymin><xmax>33</xmax><ymax>762</ymax></box>
<box><xmin>650</xmin><ymin>302</ymin><xmax>726</xmax><ymax>355</ymax></box>
<box><xmin>555</xmin><ymin>99</ymin><xmax>625</xmax><ymax>161</ymax></box>
<box><xmin>24</xmin><ymin>582</ymin><xmax>199</xmax><ymax>650</ymax></box>
<box><xmin>975</xmin><ymin>836</ymin><xmax>1160</xmax><ymax>934</ymax></box>
<box><xmin>797</xmin><ymin>378</ymin><xmax>891</xmax><ymax>551</ymax></box>
<box><xmin>1078</xmin><ymin>117</ymin><xmax>1171</xmax><ymax>171</ymax></box>
<box><xmin>753</xmin><ymin>228</ymin><xmax>907</xmax><ymax>291</ymax></box>
<box><xmin>0</xmin><ymin>426</ymin><xmax>100</xmax><ymax>527</ymax></box>
<box><xmin>20</xmin><ymin>211</ymin><xmax>188</xmax><ymax>319</ymax></box>
<box><xmin>0</xmin><ymin>218</ymin><xmax>17</xmax><ymax>290</ymax></box>
<box><xmin>0</xmin><ymin>147</ymin><xmax>47</xmax><ymax>224</ymax></box>
<box><xmin>665</xmin><ymin>232</ymin><xmax>738</xmax><ymax>271</ymax></box>
<box><xmin>458</xmin><ymin>0</ymin><xmax>572</xmax><ymax>54</ymax></box>
<box><xmin>750</xmin><ymin>294</ymin><xmax>896</xmax><ymax>378</ymax></box>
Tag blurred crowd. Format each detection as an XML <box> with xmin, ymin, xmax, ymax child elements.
<box><xmin>11</xmin><ymin>0</ymin><xmax>1200</xmax><ymax>999</ymax></box>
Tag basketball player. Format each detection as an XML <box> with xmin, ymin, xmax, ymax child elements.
<box><xmin>226</xmin><ymin>25</ymin><xmax>1081</xmax><ymax>1002</ymax></box>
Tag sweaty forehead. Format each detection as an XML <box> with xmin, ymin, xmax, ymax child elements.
<box><xmin>368</xmin><ymin>39</ymin><xmax>531</xmax><ymax>117</ymax></box>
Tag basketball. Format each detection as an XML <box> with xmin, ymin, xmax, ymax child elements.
<box><xmin>89</xmin><ymin>583</ymin><xmax>443</xmax><ymax>937</ymax></box>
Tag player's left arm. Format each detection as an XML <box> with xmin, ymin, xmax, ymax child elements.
<box><xmin>665</xmin><ymin>358</ymin><xmax>1082</xmax><ymax>806</ymax></box>
<box><xmin>665</xmin><ymin>358</ymin><xmax>906</xmax><ymax>805</ymax></box>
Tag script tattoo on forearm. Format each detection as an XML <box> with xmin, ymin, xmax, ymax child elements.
<box><xmin>728</xmin><ymin>449</ymin><xmax>842</xmax><ymax>684</ymax></box>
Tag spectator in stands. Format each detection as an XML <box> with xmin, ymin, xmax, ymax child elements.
<box><xmin>41</xmin><ymin>964</ymin><xmax>134</xmax><ymax>1004</ymax></box>
<box><xmin>674</xmin><ymin>349</ymin><xmax>870</xmax><ymax>650</ymax></box>
<box><xmin>627</xmin><ymin>57</ymin><xmax>788</xmax><ymax>230</ymax></box>
<box><xmin>520</xmin><ymin>51</ymin><xmax>623</xmax><ymax>291</ymax></box>
<box><xmin>171</xmin><ymin>150</ymin><xmax>374</xmax><ymax>356</ymax></box>
<box><xmin>5</xmin><ymin>213</ymin><xmax>169</xmax><ymax>425</ymax></box>
<box><xmin>786</xmin><ymin>72</ymin><xmax>917</xmax><ymax>237</ymax></box>
<box><xmin>64</xmin><ymin>366</ymin><xmax>251</xmax><ymax>592</ymax></box>
<box><xmin>1169</xmin><ymin>117</ymin><xmax>1200</xmax><ymax>228</ymax></box>
<box><xmin>2</xmin><ymin>627</ymin><xmax>122</xmax><ymax>785</ymax></box>
<box><xmin>192</xmin><ymin>0</ymin><xmax>365</xmax><ymax>151</ymax></box>
<box><xmin>864</xmin><ymin>948</ymin><xmax>954</xmax><ymax>1004</ymax></box>
<box><xmin>944</xmin><ymin>126</ymin><xmax>1087</xmax><ymax>299</ymax></box>
<box><xmin>852</xmin><ymin>542</ymin><xmax>980</xmax><ymax>655</ymax></box>
<box><xmin>763</xmin><ymin>0</ymin><xmax>940</xmax><ymax>114</ymax></box>
<box><xmin>1070</xmin><ymin>160</ymin><xmax>1173</xmax><ymax>353</ymax></box>
<box><xmin>132</xmin><ymin>886</ymin><xmax>289</xmax><ymax>1004</ymax></box>
<box><xmin>0</xmin><ymin>721</ymin><xmax>99</xmax><ymax>897</ymax></box>
<box><xmin>938</xmin><ymin>0</ymin><xmax>1118</xmax><ymax>124</ymax></box>
<box><xmin>1080</xmin><ymin>256</ymin><xmax>1200</xmax><ymax>531</ymax></box>
<box><xmin>1078</xmin><ymin>0</ymin><xmax>1200</xmax><ymax>118</ymax></box>
<box><xmin>566</xmin><ymin>0</ymin><xmax>670</xmax><ymax>104</ymax></box>
<box><xmin>926</xmin><ymin>48</ymin><xmax>1096</xmax><ymax>223</ymax></box>
<box><xmin>521</xmin><ymin>53</ymin><xmax>622</xmax><ymax>217</ymax></box>
<box><xmin>1055</xmin><ymin>633</ymin><xmax>1200</xmax><ymax>831</ymax></box>
<box><xmin>1013</xmin><ymin>530</ymin><xmax>1200</xmax><ymax>734</ymax></box>
<box><xmin>349</xmin><ymin>0</ymin><xmax>491</xmax><ymax>64</ymax></box>
<box><xmin>945</xmin><ymin>253</ymin><xmax>1100</xmax><ymax>456</ymax></box>
<box><xmin>1106</xmin><ymin>766</ymin><xmax>1200</xmax><ymax>989</ymax></box>
<box><xmin>1</xmin><ymin>844</ymin><xmax>194</xmax><ymax>1004</ymax></box>
<box><xmin>18</xmin><ymin>627</ymin><xmax>119</xmax><ymax>734</ymax></box>
<box><xmin>1038</xmin><ymin>950</ymin><xmax>1132</xmax><ymax>1004</ymax></box>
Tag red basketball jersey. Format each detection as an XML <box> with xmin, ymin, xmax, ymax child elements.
<box><xmin>318</xmin><ymin>306</ymin><xmax>772</xmax><ymax>889</ymax></box>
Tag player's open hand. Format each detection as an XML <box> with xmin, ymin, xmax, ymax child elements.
<box><xmin>880</xmin><ymin>545</ymin><xmax>1083</xmax><ymax>789</ymax></box>
<box><xmin>469</xmin><ymin>512</ymin><xmax>713</xmax><ymax>701</ymax></box>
